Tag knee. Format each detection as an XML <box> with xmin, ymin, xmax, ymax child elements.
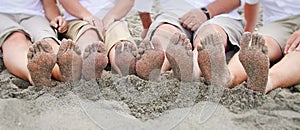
<box><xmin>7</xmin><ymin>32</ymin><xmax>28</xmax><ymax>41</ymax></box>
<box><xmin>82</xmin><ymin>29</ymin><xmax>99</xmax><ymax>37</ymax></box>
<box><xmin>155</xmin><ymin>24</ymin><xmax>181</xmax><ymax>34</ymax></box>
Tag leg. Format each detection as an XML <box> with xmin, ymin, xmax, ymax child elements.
<box><xmin>239</xmin><ymin>33</ymin><xmax>269</xmax><ymax>93</ymax></box>
<box><xmin>266</xmin><ymin>51</ymin><xmax>300</xmax><ymax>93</ymax></box>
<box><xmin>196</xmin><ymin>25</ymin><xmax>231</xmax><ymax>87</ymax></box>
<box><xmin>57</xmin><ymin>39</ymin><xmax>82</xmax><ymax>82</ymax></box>
<box><xmin>2</xmin><ymin>32</ymin><xmax>33</xmax><ymax>83</ymax></box>
<box><xmin>166</xmin><ymin>33</ymin><xmax>194</xmax><ymax>81</ymax></box>
<box><xmin>136</xmin><ymin>38</ymin><xmax>164</xmax><ymax>81</ymax></box>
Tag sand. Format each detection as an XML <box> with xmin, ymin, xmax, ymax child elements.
<box><xmin>0</xmin><ymin>1</ymin><xmax>299</xmax><ymax>129</ymax></box>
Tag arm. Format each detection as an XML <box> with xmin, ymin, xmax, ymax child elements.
<box><xmin>243</xmin><ymin>3</ymin><xmax>260</xmax><ymax>32</ymax></box>
<box><xmin>102</xmin><ymin>0</ymin><xmax>135</xmax><ymax>30</ymax></box>
<box><xmin>180</xmin><ymin>0</ymin><xmax>241</xmax><ymax>31</ymax></box>
<box><xmin>58</xmin><ymin>0</ymin><xmax>93</xmax><ymax>19</ymax></box>
<box><xmin>138</xmin><ymin>12</ymin><xmax>152</xmax><ymax>39</ymax></box>
<box><xmin>42</xmin><ymin>0</ymin><xmax>67</xmax><ymax>33</ymax></box>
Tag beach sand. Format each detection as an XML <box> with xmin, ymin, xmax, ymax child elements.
<box><xmin>0</xmin><ymin>1</ymin><xmax>299</xmax><ymax>129</ymax></box>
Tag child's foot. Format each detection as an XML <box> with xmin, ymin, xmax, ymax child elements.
<box><xmin>239</xmin><ymin>32</ymin><xmax>269</xmax><ymax>93</ymax></box>
<box><xmin>114</xmin><ymin>41</ymin><xmax>137</xmax><ymax>76</ymax></box>
<box><xmin>166</xmin><ymin>33</ymin><xmax>194</xmax><ymax>81</ymax></box>
<box><xmin>136</xmin><ymin>38</ymin><xmax>165</xmax><ymax>81</ymax></box>
<box><xmin>57</xmin><ymin>39</ymin><xmax>82</xmax><ymax>82</ymax></box>
<box><xmin>82</xmin><ymin>41</ymin><xmax>108</xmax><ymax>80</ymax></box>
<box><xmin>27</xmin><ymin>40</ymin><xmax>56</xmax><ymax>87</ymax></box>
<box><xmin>198</xmin><ymin>33</ymin><xmax>232</xmax><ymax>87</ymax></box>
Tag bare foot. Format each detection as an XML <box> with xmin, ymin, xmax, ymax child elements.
<box><xmin>114</xmin><ymin>41</ymin><xmax>137</xmax><ymax>76</ymax></box>
<box><xmin>239</xmin><ymin>32</ymin><xmax>269</xmax><ymax>93</ymax></box>
<box><xmin>82</xmin><ymin>41</ymin><xmax>108</xmax><ymax>80</ymax></box>
<box><xmin>27</xmin><ymin>40</ymin><xmax>56</xmax><ymax>87</ymax></box>
<box><xmin>197</xmin><ymin>33</ymin><xmax>231</xmax><ymax>87</ymax></box>
<box><xmin>166</xmin><ymin>33</ymin><xmax>194</xmax><ymax>81</ymax></box>
<box><xmin>57</xmin><ymin>39</ymin><xmax>82</xmax><ymax>82</ymax></box>
<box><xmin>136</xmin><ymin>38</ymin><xmax>165</xmax><ymax>81</ymax></box>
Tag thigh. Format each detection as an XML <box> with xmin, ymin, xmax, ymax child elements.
<box><xmin>20</xmin><ymin>15</ymin><xmax>59</xmax><ymax>43</ymax></box>
<box><xmin>0</xmin><ymin>13</ymin><xmax>30</xmax><ymax>46</ymax></box>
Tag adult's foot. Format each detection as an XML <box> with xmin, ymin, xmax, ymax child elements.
<box><xmin>198</xmin><ymin>33</ymin><xmax>231</xmax><ymax>87</ymax></box>
<box><xmin>136</xmin><ymin>38</ymin><xmax>165</xmax><ymax>81</ymax></box>
<box><xmin>27</xmin><ymin>40</ymin><xmax>56</xmax><ymax>87</ymax></box>
<box><xmin>57</xmin><ymin>39</ymin><xmax>82</xmax><ymax>82</ymax></box>
<box><xmin>82</xmin><ymin>41</ymin><xmax>108</xmax><ymax>80</ymax></box>
<box><xmin>114</xmin><ymin>41</ymin><xmax>137</xmax><ymax>76</ymax></box>
<box><xmin>166</xmin><ymin>33</ymin><xmax>194</xmax><ymax>81</ymax></box>
<box><xmin>239</xmin><ymin>32</ymin><xmax>269</xmax><ymax>93</ymax></box>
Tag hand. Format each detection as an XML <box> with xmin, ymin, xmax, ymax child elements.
<box><xmin>50</xmin><ymin>16</ymin><xmax>68</xmax><ymax>33</ymax></box>
<box><xmin>83</xmin><ymin>16</ymin><xmax>104</xmax><ymax>37</ymax></box>
<box><xmin>284</xmin><ymin>30</ymin><xmax>300</xmax><ymax>54</ymax></box>
<box><xmin>102</xmin><ymin>15</ymin><xmax>115</xmax><ymax>34</ymax></box>
<box><xmin>179</xmin><ymin>9</ymin><xmax>208</xmax><ymax>31</ymax></box>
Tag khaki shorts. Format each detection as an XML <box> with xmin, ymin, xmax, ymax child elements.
<box><xmin>146</xmin><ymin>12</ymin><xmax>244</xmax><ymax>51</ymax></box>
<box><xmin>0</xmin><ymin>13</ymin><xmax>60</xmax><ymax>47</ymax></box>
<box><xmin>65</xmin><ymin>20</ymin><xmax>135</xmax><ymax>55</ymax></box>
<box><xmin>257</xmin><ymin>14</ymin><xmax>300</xmax><ymax>52</ymax></box>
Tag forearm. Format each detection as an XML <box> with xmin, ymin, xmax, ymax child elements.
<box><xmin>139</xmin><ymin>12</ymin><xmax>152</xmax><ymax>29</ymax></box>
<box><xmin>104</xmin><ymin>0</ymin><xmax>135</xmax><ymax>20</ymax></box>
<box><xmin>206</xmin><ymin>0</ymin><xmax>241</xmax><ymax>18</ymax></box>
<box><xmin>59</xmin><ymin>0</ymin><xmax>93</xmax><ymax>19</ymax></box>
<box><xmin>244</xmin><ymin>3</ymin><xmax>259</xmax><ymax>32</ymax></box>
<box><xmin>42</xmin><ymin>0</ymin><xmax>61</xmax><ymax>21</ymax></box>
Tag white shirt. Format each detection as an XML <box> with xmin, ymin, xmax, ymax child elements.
<box><xmin>0</xmin><ymin>0</ymin><xmax>44</xmax><ymax>16</ymax></box>
<box><xmin>63</xmin><ymin>0</ymin><xmax>118</xmax><ymax>20</ymax></box>
<box><xmin>134</xmin><ymin>0</ymin><xmax>245</xmax><ymax>20</ymax></box>
<box><xmin>246</xmin><ymin>0</ymin><xmax>300</xmax><ymax>24</ymax></box>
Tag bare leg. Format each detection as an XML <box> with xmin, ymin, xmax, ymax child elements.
<box><xmin>166</xmin><ymin>33</ymin><xmax>194</xmax><ymax>81</ymax></box>
<box><xmin>239</xmin><ymin>33</ymin><xmax>269</xmax><ymax>93</ymax></box>
<box><xmin>82</xmin><ymin>41</ymin><xmax>108</xmax><ymax>80</ymax></box>
<box><xmin>266</xmin><ymin>51</ymin><xmax>300</xmax><ymax>93</ymax></box>
<box><xmin>27</xmin><ymin>40</ymin><xmax>57</xmax><ymax>87</ymax></box>
<box><xmin>57</xmin><ymin>39</ymin><xmax>82</xmax><ymax>82</ymax></box>
<box><xmin>136</xmin><ymin>38</ymin><xmax>164</xmax><ymax>81</ymax></box>
<box><xmin>113</xmin><ymin>41</ymin><xmax>137</xmax><ymax>76</ymax></box>
<box><xmin>197</xmin><ymin>33</ymin><xmax>231</xmax><ymax>87</ymax></box>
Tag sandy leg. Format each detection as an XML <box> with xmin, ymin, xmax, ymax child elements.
<box><xmin>239</xmin><ymin>32</ymin><xmax>269</xmax><ymax>93</ymax></box>
<box><xmin>57</xmin><ymin>39</ymin><xmax>82</xmax><ymax>82</ymax></box>
<box><xmin>82</xmin><ymin>41</ymin><xmax>108</xmax><ymax>80</ymax></box>
<box><xmin>166</xmin><ymin>33</ymin><xmax>194</xmax><ymax>82</ymax></box>
<box><xmin>114</xmin><ymin>41</ymin><xmax>137</xmax><ymax>76</ymax></box>
<box><xmin>197</xmin><ymin>33</ymin><xmax>231</xmax><ymax>87</ymax></box>
<box><xmin>136</xmin><ymin>38</ymin><xmax>165</xmax><ymax>81</ymax></box>
<box><xmin>27</xmin><ymin>40</ymin><xmax>56</xmax><ymax>87</ymax></box>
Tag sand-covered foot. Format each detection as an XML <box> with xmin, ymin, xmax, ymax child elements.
<box><xmin>114</xmin><ymin>41</ymin><xmax>137</xmax><ymax>76</ymax></box>
<box><xmin>166</xmin><ymin>33</ymin><xmax>194</xmax><ymax>81</ymax></box>
<box><xmin>239</xmin><ymin>32</ymin><xmax>269</xmax><ymax>93</ymax></box>
<box><xmin>82</xmin><ymin>41</ymin><xmax>108</xmax><ymax>80</ymax></box>
<box><xmin>136</xmin><ymin>38</ymin><xmax>165</xmax><ymax>81</ymax></box>
<box><xmin>198</xmin><ymin>33</ymin><xmax>231</xmax><ymax>87</ymax></box>
<box><xmin>57</xmin><ymin>39</ymin><xmax>82</xmax><ymax>82</ymax></box>
<box><xmin>27</xmin><ymin>40</ymin><xmax>56</xmax><ymax>87</ymax></box>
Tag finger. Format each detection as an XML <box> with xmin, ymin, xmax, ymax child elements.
<box><xmin>179</xmin><ymin>13</ymin><xmax>190</xmax><ymax>23</ymax></box>
<box><xmin>50</xmin><ymin>20</ymin><xmax>58</xmax><ymax>28</ymax></box>
<box><xmin>293</xmin><ymin>37</ymin><xmax>300</xmax><ymax>51</ymax></box>
<box><xmin>58</xmin><ymin>17</ymin><xmax>63</xmax><ymax>26</ymax></box>
<box><xmin>285</xmin><ymin>35</ymin><xmax>295</xmax><ymax>53</ymax></box>
<box><xmin>288</xmin><ymin>37</ymin><xmax>300</xmax><ymax>52</ymax></box>
<box><xmin>191</xmin><ymin>23</ymin><xmax>200</xmax><ymax>31</ymax></box>
<box><xmin>287</xmin><ymin>36</ymin><xmax>298</xmax><ymax>53</ymax></box>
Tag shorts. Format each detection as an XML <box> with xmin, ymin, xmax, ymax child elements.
<box><xmin>65</xmin><ymin>20</ymin><xmax>135</xmax><ymax>55</ymax></box>
<box><xmin>0</xmin><ymin>13</ymin><xmax>60</xmax><ymax>47</ymax></box>
<box><xmin>257</xmin><ymin>14</ymin><xmax>300</xmax><ymax>52</ymax></box>
<box><xmin>146</xmin><ymin>12</ymin><xmax>244</xmax><ymax>51</ymax></box>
